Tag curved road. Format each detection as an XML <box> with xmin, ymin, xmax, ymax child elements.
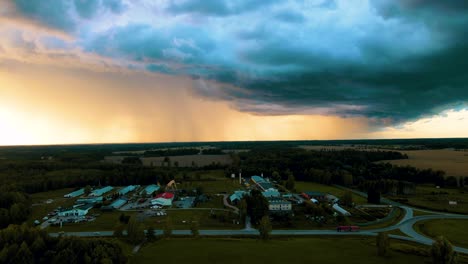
<box><xmin>50</xmin><ymin>188</ymin><xmax>468</xmax><ymax>254</ymax></box>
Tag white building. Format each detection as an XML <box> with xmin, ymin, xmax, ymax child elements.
<box><xmin>268</xmin><ymin>198</ymin><xmax>292</xmax><ymax>212</ymax></box>
<box><xmin>58</xmin><ymin>205</ymin><xmax>93</xmax><ymax>217</ymax></box>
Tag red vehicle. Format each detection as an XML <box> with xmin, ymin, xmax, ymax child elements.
<box><xmin>336</xmin><ymin>226</ymin><xmax>360</xmax><ymax>232</ymax></box>
<box><xmin>138</xmin><ymin>198</ymin><xmax>147</xmax><ymax>204</ymax></box>
<box><xmin>300</xmin><ymin>192</ymin><xmax>310</xmax><ymax>200</ymax></box>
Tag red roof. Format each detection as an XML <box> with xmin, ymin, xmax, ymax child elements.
<box><xmin>156</xmin><ymin>192</ymin><xmax>174</xmax><ymax>199</ymax></box>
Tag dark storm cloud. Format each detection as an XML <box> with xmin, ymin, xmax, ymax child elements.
<box><xmin>6</xmin><ymin>0</ymin><xmax>468</xmax><ymax>123</ymax></box>
<box><xmin>9</xmin><ymin>0</ymin><xmax>127</xmax><ymax>31</ymax></box>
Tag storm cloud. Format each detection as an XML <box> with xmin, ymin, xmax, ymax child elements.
<box><xmin>4</xmin><ymin>0</ymin><xmax>468</xmax><ymax>123</ymax></box>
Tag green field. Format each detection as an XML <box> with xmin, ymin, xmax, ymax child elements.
<box><xmin>49</xmin><ymin>209</ymin><xmax>241</xmax><ymax>232</ymax></box>
<box><xmin>295</xmin><ymin>181</ymin><xmax>367</xmax><ymax>204</ymax></box>
<box><xmin>415</xmin><ymin>219</ymin><xmax>468</xmax><ymax>249</ymax></box>
<box><xmin>176</xmin><ymin>170</ymin><xmax>242</xmax><ymax>194</ymax></box>
<box><xmin>130</xmin><ymin>237</ymin><xmax>430</xmax><ymax>264</ymax></box>
<box><xmin>390</xmin><ymin>185</ymin><xmax>468</xmax><ymax>214</ymax></box>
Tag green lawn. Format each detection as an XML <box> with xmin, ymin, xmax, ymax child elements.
<box><xmin>295</xmin><ymin>182</ymin><xmax>367</xmax><ymax>204</ymax></box>
<box><xmin>130</xmin><ymin>237</ymin><xmax>430</xmax><ymax>264</ymax></box>
<box><xmin>414</xmin><ymin>219</ymin><xmax>468</xmax><ymax>249</ymax></box>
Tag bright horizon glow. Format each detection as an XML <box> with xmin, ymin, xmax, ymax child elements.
<box><xmin>1</xmin><ymin>0</ymin><xmax>467</xmax><ymax>145</ymax></box>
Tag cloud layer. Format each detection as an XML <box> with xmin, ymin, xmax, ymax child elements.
<box><xmin>3</xmin><ymin>0</ymin><xmax>468</xmax><ymax>124</ymax></box>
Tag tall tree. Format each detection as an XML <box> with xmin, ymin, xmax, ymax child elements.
<box><xmin>340</xmin><ymin>191</ymin><xmax>353</xmax><ymax>207</ymax></box>
<box><xmin>258</xmin><ymin>215</ymin><xmax>272</xmax><ymax>241</ymax></box>
<box><xmin>376</xmin><ymin>232</ymin><xmax>389</xmax><ymax>257</ymax></box>
<box><xmin>285</xmin><ymin>171</ymin><xmax>295</xmax><ymax>191</ymax></box>
<box><xmin>245</xmin><ymin>190</ymin><xmax>269</xmax><ymax>225</ymax></box>
<box><xmin>190</xmin><ymin>217</ymin><xmax>200</xmax><ymax>238</ymax></box>
<box><xmin>127</xmin><ymin>217</ymin><xmax>144</xmax><ymax>244</ymax></box>
<box><xmin>146</xmin><ymin>225</ymin><xmax>156</xmax><ymax>242</ymax></box>
<box><xmin>164</xmin><ymin>217</ymin><xmax>173</xmax><ymax>238</ymax></box>
<box><xmin>431</xmin><ymin>236</ymin><xmax>458</xmax><ymax>264</ymax></box>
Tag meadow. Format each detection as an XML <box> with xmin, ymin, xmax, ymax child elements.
<box><xmin>129</xmin><ymin>237</ymin><xmax>432</xmax><ymax>264</ymax></box>
<box><xmin>390</xmin><ymin>185</ymin><xmax>468</xmax><ymax>214</ymax></box>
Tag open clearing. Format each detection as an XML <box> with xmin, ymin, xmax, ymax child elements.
<box><xmin>415</xmin><ymin>219</ymin><xmax>468</xmax><ymax>249</ymax></box>
<box><xmin>29</xmin><ymin>188</ymin><xmax>76</xmax><ymax>224</ymax></box>
<box><xmin>382</xmin><ymin>149</ymin><xmax>468</xmax><ymax>177</ymax></box>
<box><xmin>130</xmin><ymin>237</ymin><xmax>430</xmax><ymax>264</ymax></box>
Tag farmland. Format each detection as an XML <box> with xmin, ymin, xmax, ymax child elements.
<box><xmin>130</xmin><ymin>237</ymin><xmax>431</xmax><ymax>264</ymax></box>
<box><xmin>382</xmin><ymin>149</ymin><xmax>468</xmax><ymax>177</ymax></box>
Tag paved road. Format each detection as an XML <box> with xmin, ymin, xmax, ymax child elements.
<box><xmin>49</xmin><ymin>186</ymin><xmax>468</xmax><ymax>254</ymax></box>
<box><xmin>221</xmin><ymin>194</ymin><xmax>239</xmax><ymax>214</ymax></box>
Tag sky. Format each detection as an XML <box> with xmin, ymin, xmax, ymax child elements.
<box><xmin>0</xmin><ymin>0</ymin><xmax>468</xmax><ymax>145</ymax></box>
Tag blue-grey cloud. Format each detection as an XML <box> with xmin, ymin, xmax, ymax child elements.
<box><xmin>166</xmin><ymin>0</ymin><xmax>280</xmax><ymax>16</ymax></box>
<box><xmin>6</xmin><ymin>0</ymin><xmax>468</xmax><ymax>124</ymax></box>
<box><xmin>273</xmin><ymin>10</ymin><xmax>305</xmax><ymax>24</ymax></box>
<box><xmin>10</xmin><ymin>0</ymin><xmax>127</xmax><ymax>31</ymax></box>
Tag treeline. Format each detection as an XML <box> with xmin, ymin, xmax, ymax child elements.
<box><xmin>0</xmin><ymin>185</ymin><xmax>31</xmax><ymax>229</ymax></box>
<box><xmin>0</xmin><ymin>161</ymin><xmax>177</xmax><ymax>194</ymax></box>
<box><xmin>143</xmin><ymin>148</ymin><xmax>200</xmax><ymax>157</ymax></box>
<box><xmin>227</xmin><ymin>148</ymin><xmax>406</xmax><ymax>181</ymax></box>
<box><xmin>226</xmin><ymin>148</ymin><xmax>450</xmax><ymax>188</ymax></box>
<box><xmin>0</xmin><ymin>225</ymin><xmax>126</xmax><ymax>264</ymax></box>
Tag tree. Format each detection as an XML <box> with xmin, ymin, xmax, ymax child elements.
<box><xmin>258</xmin><ymin>215</ymin><xmax>272</xmax><ymax>241</ymax></box>
<box><xmin>431</xmin><ymin>236</ymin><xmax>458</xmax><ymax>264</ymax></box>
<box><xmin>163</xmin><ymin>217</ymin><xmax>173</xmax><ymax>238</ymax></box>
<box><xmin>340</xmin><ymin>191</ymin><xmax>353</xmax><ymax>207</ymax></box>
<box><xmin>271</xmin><ymin>171</ymin><xmax>281</xmax><ymax>182</ymax></box>
<box><xmin>367</xmin><ymin>189</ymin><xmax>381</xmax><ymax>204</ymax></box>
<box><xmin>127</xmin><ymin>217</ymin><xmax>144</xmax><ymax>244</ymax></box>
<box><xmin>238</xmin><ymin>199</ymin><xmax>247</xmax><ymax>224</ymax></box>
<box><xmin>141</xmin><ymin>190</ymin><xmax>148</xmax><ymax>199</ymax></box>
<box><xmin>113</xmin><ymin>224</ymin><xmax>125</xmax><ymax>238</ymax></box>
<box><xmin>285</xmin><ymin>171</ymin><xmax>295</xmax><ymax>191</ymax></box>
<box><xmin>376</xmin><ymin>232</ymin><xmax>389</xmax><ymax>257</ymax></box>
<box><xmin>245</xmin><ymin>190</ymin><xmax>269</xmax><ymax>225</ymax></box>
<box><xmin>84</xmin><ymin>185</ymin><xmax>92</xmax><ymax>195</ymax></box>
<box><xmin>13</xmin><ymin>242</ymin><xmax>33</xmax><ymax>264</ymax></box>
<box><xmin>146</xmin><ymin>225</ymin><xmax>156</xmax><ymax>242</ymax></box>
<box><xmin>190</xmin><ymin>217</ymin><xmax>200</xmax><ymax>238</ymax></box>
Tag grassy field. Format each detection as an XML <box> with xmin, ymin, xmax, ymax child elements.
<box><xmin>130</xmin><ymin>237</ymin><xmax>430</xmax><ymax>264</ymax></box>
<box><xmin>29</xmin><ymin>188</ymin><xmax>76</xmax><ymax>224</ymax></box>
<box><xmin>295</xmin><ymin>181</ymin><xmax>367</xmax><ymax>204</ymax></box>
<box><xmin>48</xmin><ymin>209</ymin><xmax>241</xmax><ymax>232</ymax></box>
<box><xmin>176</xmin><ymin>170</ymin><xmax>242</xmax><ymax>194</ymax></box>
<box><xmin>415</xmin><ymin>219</ymin><xmax>468</xmax><ymax>249</ymax></box>
<box><xmin>412</xmin><ymin>210</ymin><xmax>436</xmax><ymax>217</ymax></box>
<box><xmin>389</xmin><ymin>185</ymin><xmax>468</xmax><ymax>214</ymax></box>
<box><xmin>358</xmin><ymin>207</ymin><xmax>405</xmax><ymax>230</ymax></box>
<box><xmin>382</xmin><ymin>149</ymin><xmax>468</xmax><ymax>177</ymax></box>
